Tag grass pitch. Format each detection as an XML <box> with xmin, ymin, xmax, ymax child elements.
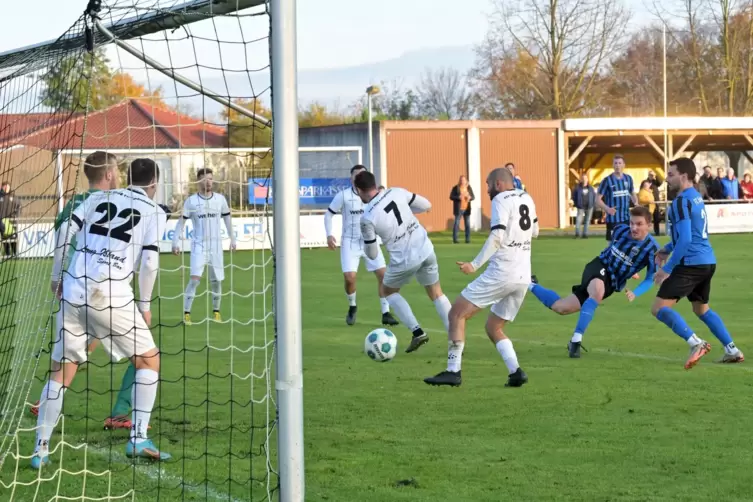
<box><xmin>2</xmin><ymin>232</ymin><xmax>753</xmax><ymax>501</ymax></box>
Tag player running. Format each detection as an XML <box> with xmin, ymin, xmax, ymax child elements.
<box><xmin>528</xmin><ymin>206</ymin><xmax>659</xmax><ymax>358</ymax></box>
<box><xmin>355</xmin><ymin>171</ymin><xmax>451</xmax><ymax>353</ymax></box>
<box><xmin>596</xmin><ymin>154</ymin><xmax>638</xmax><ymax>240</ymax></box>
<box><xmin>324</xmin><ymin>165</ymin><xmax>398</xmax><ymax>326</ymax></box>
<box><xmin>651</xmin><ymin>157</ymin><xmax>744</xmax><ymax>368</ymax></box>
<box><xmin>425</xmin><ymin>167</ymin><xmax>538</xmax><ymax>388</ymax></box>
<box><xmin>32</xmin><ymin>158</ymin><xmax>170</xmax><ymax>468</ymax></box>
<box><xmin>32</xmin><ymin>151</ymin><xmax>143</xmax><ymax>431</ymax></box>
<box><xmin>172</xmin><ymin>168</ymin><xmax>236</xmax><ymax>324</ymax></box>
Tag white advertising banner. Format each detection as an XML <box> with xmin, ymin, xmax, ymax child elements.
<box><xmin>15</xmin><ymin>214</ymin><xmax>343</xmax><ymax>258</ymax></box>
<box><xmin>707</xmin><ymin>203</ymin><xmax>753</xmax><ymax>234</ymax></box>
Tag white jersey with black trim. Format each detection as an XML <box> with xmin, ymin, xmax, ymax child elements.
<box><xmin>327</xmin><ymin>188</ymin><xmax>365</xmax><ymax>250</ymax></box>
<box><xmin>181</xmin><ymin>192</ymin><xmax>231</xmax><ymax>249</ymax></box>
<box><xmin>487</xmin><ymin>189</ymin><xmax>538</xmax><ymax>280</ymax></box>
<box><xmin>61</xmin><ymin>187</ymin><xmax>167</xmax><ymax>304</ymax></box>
<box><xmin>360</xmin><ymin>187</ymin><xmax>433</xmax><ymax>271</ymax></box>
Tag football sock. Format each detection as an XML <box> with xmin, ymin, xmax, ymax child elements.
<box><xmin>656</xmin><ymin>307</ymin><xmax>694</xmax><ymax>341</ymax></box>
<box><xmin>571</xmin><ymin>333</ymin><xmax>583</xmax><ymax>344</ymax></box>
<box><xmin>573</xmin><ymin>298</ymin><xmax>598</xmax><ymax>341</ymax></box>
<box><xmin>111</xmin><ymin>363</ymin><xmax>136</xmax><ymax>417</ymax></box>
<box><xmin>447</xmin><ymin>340</ymin><xmax>464</xmax><ymax>372</ymax></box>
<box><xmin>433</xmin><ymin>295</ymin><xmax>452</xmax><ymax>332</ymax></box>
<box><xmin>346</xmin><ymin>292</ymin><xmax>356</xmax><ymax>307</ymax></box>
<box><xmin>529</xmin><ymin>284</ymin><xmax>560</xmax><ymax>310</ymax></box>
<box><xmin>35</xmin><ymin>380</ymin><xmax>65</xmax><ymax>454</ymax></box>
<box><xmin>386</xmin><ymin>293</ymin><xmax>420</xmax><ymax>332</ymax></box>
<box><xmin>699</xmin><ymin>310</ymin><xmax>738</xmax><ymax>353</ymax></box>
<box><xmin>210</xmin><ymin>280</ymin><xmax>222</xmax><ymax>311</ymax></box>
<box><xmin>379</xmin><ymin>297</ymin><xmax>390</xmax><ymax>314</ymax></box>
<box><xmin>495</xmin><ymin>339</ymin><xmax>520</xmax><ymax>374</ymax></box>
<box><xmin>183</xmin><ymin>278</ymin><xmax>200</xmax><ymax>313</ymax></box>
<box><xmin>130</xmin><ymin>369</ymin><xmax>159</xmax><ymax>442</ymax></box>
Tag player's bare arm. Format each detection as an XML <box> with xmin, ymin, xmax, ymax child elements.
<box><xmin>172</xmin><ymin>199</ymin><xmax>191</xmax><ymax>254</ymax></box>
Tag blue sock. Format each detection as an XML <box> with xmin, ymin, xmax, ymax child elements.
<box><xmin>574</xmin><ymin>298</ymin><xmax>598</xmax><ymax>336</ymax></box>
<box><xmin>699</xmin><ymin>310</ymin><xmax>733</xmax><ymax>347</ymax></box>
<box><xmin>656</xmin><ymin>307</ymin><xmax>693</xmax><ymax>341</ymax></box>
<box><xmin>530</xmin><ymin>284</ymin><xmax>560</xmax><ymax>310</ymax></box>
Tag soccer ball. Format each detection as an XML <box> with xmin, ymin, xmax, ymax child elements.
<box><xmin>364</xmin><ymin>328</ymin><xmax>397</xmax><ymax>362</ymax></box>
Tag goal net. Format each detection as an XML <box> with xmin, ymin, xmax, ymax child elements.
<box><xmin>0</xmin><ymin>0</ymin><xmax>304</xmax><ymax>500</ymax></box>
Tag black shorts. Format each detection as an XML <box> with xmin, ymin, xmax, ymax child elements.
<box><xmin>572</xmin><ymin>257</ymin><xmax>614</xmax><ymax>305</ymax></box>
<box><xmin>605</xmin><ymin>221</ymin><xmax>627</xmax><ymax>241</ymax></box>
<box><xmin>656</xmin><ymin>264</ymin><xmax>715</xmax><ymax>304</ymax></box>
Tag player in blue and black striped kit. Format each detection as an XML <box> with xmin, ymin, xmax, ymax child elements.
<box><xmin>652</xmin><ymin>158</ymin><xmax>744</xmax><ymax>369</ymax></box>
<box><xmin>597</xmin><ymin>154</ymin><xmax>638</xmax><ymax>240</ymax></box>
<box><xmin>528</xmin><ymin>206</ymin><xmax>658</xmax><ymax>358</ymax></box>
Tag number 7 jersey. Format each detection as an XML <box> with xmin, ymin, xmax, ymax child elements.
<box><xmin>62</xmin><ymin>187</ymin><xmax>167</xmax><ymax>303</ymax></box>
<box><xmin>360</xmin><ymin>187</ymin><xmax>434</xmax><ymax>271</ymax></box>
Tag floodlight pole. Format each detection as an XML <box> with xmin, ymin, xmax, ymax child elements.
<box><xmin>366</xmin><ymin>85</ymin><xmax>380</xmax><ymax>172</ymax></box>
<box><xmin>271</xmin><ymin>0</ymin><xmax>304</xmax><ymax>501</ymax></box>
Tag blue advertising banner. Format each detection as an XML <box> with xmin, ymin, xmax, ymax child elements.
<box><xmin>249</xmin><ymin>177</ymin><xmax>351</xmax><ymax>205</ymax></box>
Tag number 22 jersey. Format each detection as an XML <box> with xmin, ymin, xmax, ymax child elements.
<box><xmin>60</xmin><ymin>187</ymin><xmax>167</xmax><ymax>305</ymax></box>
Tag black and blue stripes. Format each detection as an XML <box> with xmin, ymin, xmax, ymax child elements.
<box><xmin>598</xmin><ymin>224</ymin><xmax>658</xmax><ymax>291</ymax></box>
<box><xmin>598</xmin><ymin>173</ymin><xmax>634</xmax><ymax>223</ymax></box>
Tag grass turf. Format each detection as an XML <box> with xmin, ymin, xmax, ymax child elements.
<box><xmin>2</xmin><ymin>231</ymin><xmax>753</xmax><ymax>501</ymax></box>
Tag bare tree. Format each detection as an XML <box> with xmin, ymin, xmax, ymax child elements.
<box><xmin>415</xmin><ymin>67</ymin><xmax>474</xmax><ymax>119</ymax></box>
<box><xmin>474</xmin><ymin>0</ymin><xmax>629</xmax><ymax>119</ymax></box>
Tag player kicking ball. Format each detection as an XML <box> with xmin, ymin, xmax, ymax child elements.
<box><xmin>324</xmin><ymin>165</ymin><xmax>398</xmax><ymax>326</ymax></box>
<box><xmin>528</xmin><ymin>206</ymin><xmax>658</xmax><ymax>358</ymax></box>
<box><xmin>172</xmin><ymin>168</ymin><xmax>236</xmax><ymax>324</ymax></box>
<box><xmin>651</xmin><ymin>158</ymin><xmax>743</xmax><ymax>368</ymax></box>
<box><xmin>31</xmin><ymin>151</ymin><xmax>140</xmax><ymax>431</ymax></box>
<box><xmin>425</xmin><ymin>167</ymin><xmax>537</xmax><ymax>388</ymax></box>
<box><xmin>355</xmin><ymin>171</ymin><xmax>452</xmax><ymax>353</ymax></box>
<box><xmin>32</xmin><ymin>158</ymin><xmax>170</xmax><ymax>469</ymax></box>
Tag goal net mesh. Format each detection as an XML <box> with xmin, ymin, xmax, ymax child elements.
<box><xmin>0</xmin><ymin>1</ymin><xmax>303</xmax><ymax>500</ymax></box>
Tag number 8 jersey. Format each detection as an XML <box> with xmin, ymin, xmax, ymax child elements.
<box><xmin>487</xmin><ymin>189</ymin><xmax>539</xmax><ymax>281</ymax></box>
<box><xmin>360</xmin><ymin>187</ymin><xmax>434</xmax><ymax>271</ymax></box>
<box><xmin>58</xmin><ymin>187</ymin><xmax>167</xmax><ymax>304</ymax></box>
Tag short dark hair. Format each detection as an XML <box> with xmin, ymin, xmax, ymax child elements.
<box><xmin>83</xmin><ymin>151</ymin><xmax>118</xmax><ymax>183</ymax></box>
<box><xmin>196</xmin><ymin>168</ymin><xmax>213</xmax><ymax>180</ymax></box>
<box><xmin>504</xmin><ymin>163</ymin><xmax>515</xmax><ymax>169</ymax></box>
<box><xmin>128</xmin><ymin>158</ymin><xmax>160</xmax><ymax>187</ymax></box>
<box><xmin>353</xmin><ymin>170</ymin><xmax>377</xmax><ymax>191</ymax></box>
<box><xmin>613</xmin><ymin>154</ymin><xmax>625</xmax><ymax>161</ymax></box>
<box><xmin>350</xmin><ymin>164</ymin><xmax>367</xmax><ymax>175</ymax></box>
<box><xmin>630</xmin><ymin>205</ymin><xmax>651</xmax><ymax>224</ymax></box>
<box><xmin>670</xmin><ymin>157</ymin><xmax>697</xmax><ymax>181</ymax></box>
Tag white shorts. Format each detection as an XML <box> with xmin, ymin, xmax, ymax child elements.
<box><xmin>340</xmin><ymin>245</ymin><xmax>386</xmax><ymax>274</ymax></box>
<box><xmin>461</xmin><ymin>273</ymin><xmax>529</xmax><ymax>321</ymax></box>
<box><xmin>190</xmin><ymin>246</ymin><xmax>224</xmax><ymax>281</ymax></box>
<box><xmin>51</xmin><ymin>298</ymin><xmax>156</xmax><ymax>364</ymax></box>
<box><xmin>383</xmin><ymin>253</ymin><xmax>440</xmax><ymax>289</ymax></box>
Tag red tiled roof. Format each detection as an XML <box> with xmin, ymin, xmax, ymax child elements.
<box><xmin>1</xmin><ymin>99</ymin><xmax>228</xmax><ymax>150</ymax></box>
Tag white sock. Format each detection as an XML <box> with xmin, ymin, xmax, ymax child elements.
<box><xmin>210</xmin><ymin>280</ymin><xmax>222</xmax><ymax>311</ymax></box>
<box><xmin>571</xmin><ymin>332</ymin><xmax>583</xmax><ymax>343</ymax></box>
<box><xmin>35</xmin><ymin>380</ymin><xmax>65</xmax><ymax>454</ymax></box>
<box><xmin>379</xmin><ymin>297</ymin><xmax>390</xmax><ymax>314</ymax></box>
<box><xmin>687</xmin><ymin>334</ymin><xmax>703</xmax><ymax>347</ymax></box>
<box><xmin>183</xmin><ymin>278</ymin><xmax>200</xmax><ymax>313</ymax></box>
<box><xmin>527</xmin><ymin>283</ymin><xmax>536</xmax><ymax>291</ymax></box>
<box><xmin>447</xmin><ymin>340</ymin><xmax>465</xmax><ymax>373</ymax></box>
<box><xmin>386</xmin><ymin>293</ymin><xmax>420</xmax><ymax>331</ymax></box>
<box><xmin>724</xmin><ymin>342</ymin><xmax>740</xmax><ymax>355</ymax></box>
<box><xmin>495</xmin><ymin>339</ymin><xmax>520</xmax><ymax>374</ymax></box>
<box><xmin>130</xmin><ymin>369</ymin><xmax>159</xmax><ymax>442</ymax></box>
<box><xmin>433</xmin><ymin>295</ymin><xmax>452</xmax><ymax>332</ymax></box>
<box><xmin>346</xmin><ymin>292</ymin><xmax>356</xmax><ymax>307</ymax></box>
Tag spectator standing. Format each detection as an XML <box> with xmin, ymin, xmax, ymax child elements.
<box><xmin>708</xmin><ymin>167</ymin><xmax>725</xmax><ymax>199</ymax></box>
<box><xmin>720</xmin><ymin>167</ymin><xmax>741</xmax><ymax>200</ymax></box>
<box><xmin>698</xmin><ymin>166</ymin><xmax>715</xmax><ymax>200</ymax></box>
<box><xmin>504</xmin><ymin>163</ymin><xmax>525</xmax><ymax>191</ymax></box>
<box><xmin>638</xmin><ymin>180</ymin><xmax>656</xmax><ymax>217</ymax></box>
<box><xmin>571</xmin><ymin>173</ymin><xmax>595</xmax><ymax>238</ymax></box>
<box><xmin>0</xmin><ymin>182</ymin><xmax>21</xmax><ymax>257</ymax></box>
<box><xmin>740</xmin><ymin>172</ymin><xmax>753</xmax><ymax>200</ymax></box>
<box><xmin>596</xmin><ymin>154</ymin><xmax>638</xmax><ymax>240</ymax></box>
<box><xmin>643</xmin><ymin>170</ymin><xmax>664</xmax><ymax>235</ymax></box>
<box><xmin>450</xmin><ymin>175</ymin><xmax>474</xmax><ymax>244</ymax></box>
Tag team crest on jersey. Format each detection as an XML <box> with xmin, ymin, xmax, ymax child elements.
<box><xmin>629</xmin><ymin>246</ymin><xmax>640</xmax><ymax>257</ymax></box>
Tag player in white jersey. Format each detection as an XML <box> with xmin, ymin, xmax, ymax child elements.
<box><xmin>32</xmin><ymin>158</ymin><xmax>170</xmax><ymax>469</ymax></box>
<box><xmin>172</xmin><ymin>168</ymin><xmax>237</xmax><ymax>324</ymax></box>
<box><xmin>425</xmin><ymin>167</ymin><xmax>539</xmax><ymax>388</ymax></box>
<box><xmin>325</xmin><ymin>165</ymin><xmax>398</xmax><ymax>326</ymax></box>
<box><xmin>355</xmin><ymin>170</ymin><xmax>453</xmax><ymax>353</ymax></box>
